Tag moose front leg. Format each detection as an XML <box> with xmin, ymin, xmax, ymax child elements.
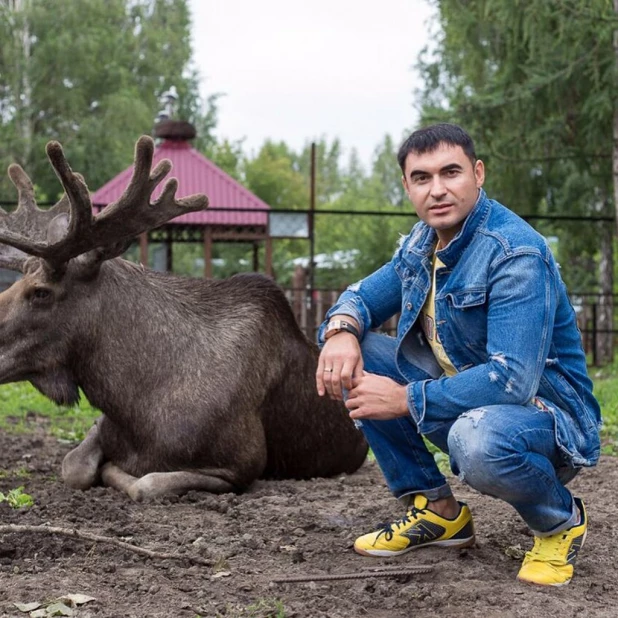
<box><xmin>101</xmin><ymin>463</ymin><xmax>240</xmax><ymax>502</ymax></box>
<box><xmin>61</xmin><ymin>420</ymin><xmax>104</xmax><ymax>490</ymax></box>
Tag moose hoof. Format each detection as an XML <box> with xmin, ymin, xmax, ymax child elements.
<box><xmin>127</xmin><ymin>475</ymin><xmax>165</xmax><ymax>502</ymax></box>
<box><xmin>62</xmin><ymin>466</ymin><xmax>99</xmax><ymax>490</ymax></box>
<box><xmin>127</xmin><ymin>482</ymin><xmax>147</xmax><ymax>502</ymax></box>
<box><xmin>61</xmin><ymin>450</ymin><xmax>101</xmax><ymax>490</ymax></box>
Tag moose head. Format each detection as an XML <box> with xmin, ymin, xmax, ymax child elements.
<box><xmin>0</xmin><ymin>137</ymin><xmax>207</xmax><ymax>401</ymax></box>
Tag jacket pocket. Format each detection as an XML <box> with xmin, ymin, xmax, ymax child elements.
<box><xmin>443</xmin><ymin>289</ymin><xmax>488</xmax><ymax>355</ymax></box>
<box><xmin>447</xmin><ymin>289</ymin><xmax>486</xmax><ymax>309</ymax></box>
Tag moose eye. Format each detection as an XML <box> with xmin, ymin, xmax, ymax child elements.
<box><xmin>30</xmin><ymin>287</ymin><xmax>53</xmax><ymax>304</ymax></box>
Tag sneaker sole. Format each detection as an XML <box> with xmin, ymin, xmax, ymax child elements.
<box><xmin>354</xmin><ymin>535</ymin><xmax>476</xmax><ymax>557</ymax></box>
<box><xmin>516</xmin><ymin>576</ymin><xmax>573</xmax><ymax>588</ymax></box>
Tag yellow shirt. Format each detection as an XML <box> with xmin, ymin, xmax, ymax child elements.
<box><xmin>420</xmin><ymin>252</ymin><xmax>458</xmax><ymax>377</ymax></box>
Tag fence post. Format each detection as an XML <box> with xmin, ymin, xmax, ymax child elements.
<box><xmin>306</xmin><ymin>143</ymin><xmax>317</xmax><ymax>342</ymax></box>
<box><xmin>591</xmin><ymin>303</ymin><xmax>598</xmax><ymax>367</ymax></box>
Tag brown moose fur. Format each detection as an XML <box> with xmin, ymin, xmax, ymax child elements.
<box><xmin>0</xmin><ymin>137</ymin><xmax>367</xmax><ymax>500</ymax></box>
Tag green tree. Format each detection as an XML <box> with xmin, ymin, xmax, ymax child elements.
<box><xmin>297</xmin><ymin>138</ymin><xmax>345</xmax><ymax>207</ymax></box>
<box><xmin>417</xmin><ymin>0</ymin><xmax>617</xmax><ymax>362</ymax></box>
<box><xmin>244</xmin><ymin>140</ymin><xmax>309</xmax><ymax>209</ymax></box>
<box><xmin>369</xmin><ymin>134</ymin><xmax>406</xmax><ymax>208</ymax></box>
<box><xmin>0</xmin><ymin>0</ymin><xmax>207</xmax><ymax>201</ymax></box>
<box><xmin>312</xmin><ymin>134</ymin><xmax>416</xmax><ymax>288</ymax></box>
<box><xmin>204</xmin><ymin>137</ymin><xmax>245</xmax><ymax>181</ymax></box>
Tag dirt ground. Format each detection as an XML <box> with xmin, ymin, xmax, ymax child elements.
<box><xmin>0</xmin><ymin>418</ymin><xmax>616</xmax><ymax>618</ymax></box>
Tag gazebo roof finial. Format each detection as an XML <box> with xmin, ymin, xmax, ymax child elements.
<box><xmin>153</xmin><ymin>85</ymin><xmax>196</xmax><ymax>141</ymax></box>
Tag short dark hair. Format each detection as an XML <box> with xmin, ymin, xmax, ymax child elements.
<box><xmin>397</xmin><ymin>123</ymin><xmax>476</xmax><ymax>173</ymax></box>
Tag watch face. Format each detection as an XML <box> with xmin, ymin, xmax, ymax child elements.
<box><xmin>325</xmin><ymin>322</ymin><xmax>341</xmax><ymax>339</ymax></box>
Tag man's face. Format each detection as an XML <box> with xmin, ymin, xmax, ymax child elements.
<box><xmin>401</xmin><ymin>144</ymin><xmax>485</xmax><ymax>246</ymax></box>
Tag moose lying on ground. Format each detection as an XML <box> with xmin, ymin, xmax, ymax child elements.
<box><xmin>0</xmin><ymin>136</ymin><xmax>368</xmax><ymax>501</ymax></box>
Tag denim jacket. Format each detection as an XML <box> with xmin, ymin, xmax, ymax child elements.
<box><xmin>320</xmin><ymin>190</ymin><xmax>601</xmax><ymax>467</ymax></box>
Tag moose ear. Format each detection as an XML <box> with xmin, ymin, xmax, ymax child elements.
<box><xmin>47</xmin><ymin>213</ymin><xmax>69</xmax><ymax>244</ymax></box>
<box><xmin>73</xmin><ymin>239</ymin><xmax>133</xmax><ymax>280</ymax></box>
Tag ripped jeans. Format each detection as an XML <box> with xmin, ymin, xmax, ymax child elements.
<box><xmin>357</xmin><ymin>332</ymin><xmax>580</xmax><ymax>536</ymax></box>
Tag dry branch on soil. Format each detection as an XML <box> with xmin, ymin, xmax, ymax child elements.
<box><xmin>0</xmin><ymin>524</ymin><xmax>214</xmax><ymax>566</ymax></box>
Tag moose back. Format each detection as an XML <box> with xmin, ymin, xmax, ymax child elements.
<box><xmin>0</xmin><ymin>137</ymin><xmax>368</xmax><ymax>501</ymax></box>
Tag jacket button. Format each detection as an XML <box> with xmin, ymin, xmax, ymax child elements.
<box><xmin>406</xmin><ymin>303</ymin><xmax>412</xmax><ymax>310</ymax></box>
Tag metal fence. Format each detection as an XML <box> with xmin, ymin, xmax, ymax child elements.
<box><xmin>282</xmin><ymin>283</ymin><xmax>618</xmax><ymax>364</ymax></box>
<box><xmin>0</xmin><ymin>203</ymin><xmax>615</xmax><ymax>364</ymax></box>
<box><xmin>276</xmin><ymin>208</ymin><xmax>617</xmax><ymax>365</ymax></box>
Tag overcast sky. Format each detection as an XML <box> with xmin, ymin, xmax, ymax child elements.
<box><xmin>188</xmin><ymin>0</ymin><xmax>436</xmax><ymax>169</ymax></box>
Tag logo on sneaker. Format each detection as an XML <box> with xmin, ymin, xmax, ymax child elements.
<box><xmin>567</xmin><ymin>535</ymin><xmax>584</xmax><ymax>564</ymax></box>
<box><xmin>401</xmin><ymin>520</ymin><xmax>446</xmax><ymax>545</ymax></box>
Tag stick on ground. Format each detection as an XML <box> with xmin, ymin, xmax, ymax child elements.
<box><xmin>272</xmin><ymin>565</ymin><xmax>434</xmax><ymax>583</ymax></box>
<box><xmin>0</xmin><ymin>524</ymin><xmax>213</xmax><ymax>566</ymax></box>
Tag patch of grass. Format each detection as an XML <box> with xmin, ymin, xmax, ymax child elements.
<box><xmin>0</xmin><ymin>382</ymin><xmax>99</xmax><ymax>442</ymax></box>
<box><xmin>590</xmin><ymin>362</ymin><xmax>618</xmax><ymax>456</ymax></box>
<box><xmin>0</xmin><ymin>466</ymin><xmax>31</xmax><ymax>480</ymax></box>
<box><xmin>242</xmin><ymin>598</ymin><xmax>286</xmax><ymax>618</ymax></box>
<box><xmin>198</xmin><ymin>598</ymin><xmax>286</xmax><ymax>618</ymax></box>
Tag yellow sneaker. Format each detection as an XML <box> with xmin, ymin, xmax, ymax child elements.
<box><xmin>354</xmin><ymin>494</ymin><xmax>475</xmax><ymax>557</ymax></box>
<box><xmin>517</xmin><ymin>497</ymin><xmax>587</xmax><ymax>587</ymax></box>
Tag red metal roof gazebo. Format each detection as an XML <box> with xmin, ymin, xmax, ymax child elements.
<box><xmin>91</xmin><ymin>121</ymin><xmax>273</xmax><ymax>277</ymax></box>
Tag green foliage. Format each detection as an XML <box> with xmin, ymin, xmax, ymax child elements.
<box><xmin>0</xmin><ymin>0</ymin><xmax>213</xmax><ymax>201</ymax></box>
<box><xmin>417</xmin><ymin>0</ymin><xmax>616</xmax><ymax>293</ymax></box>
<box><xmin>589</xmin><ymin>361</ymin><xmax>618</xmax><ymax>455</ymax></box>
<box><xmin>188</xmin><ymin>131</ymin><xmax>417</xmax><ymax>289</ymax></box>
<box><xmin>244</xmin><ymin>140</ymin><xmax>310</xmax><ymax>210</ymax></box>
<box><xmin>0</xmin><ymin>467</ymin><xmax>30</xmax><ymax>480</ymax></box>
<box><xmin>205</xmin><ymin>137</ymin><xmax>246</xmax><ymax>181</ymax></box>
<box><xmin>0</xmin><ymin>382</ymin><xmax>99</xmax><ymax>440</ymax></box>
<box><xmin>0</xmin><ymin>486</ymin><xmax>34</xmax><ymax>509</ymax></box>
<box><xmin>237</xmin><ymin>598</ymin><xmax>286</xmax><ymax>618</ymax></box>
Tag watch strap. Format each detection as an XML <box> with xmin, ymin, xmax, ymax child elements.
<box><xmin>324</xmin><ymin>319</ymin><xmax>360</xmax><ymax>340</ymax></box>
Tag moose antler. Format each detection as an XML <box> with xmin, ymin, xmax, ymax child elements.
<box><xmin>0</xmin><ymin>136</ymin><xmax>208</xmax><ymax>268</ymax></box>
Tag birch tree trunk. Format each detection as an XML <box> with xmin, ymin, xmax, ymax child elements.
<box><xmin>597</xmin><ymin>217</ymin><xmax>614</xmax><ymax>365</ymax></box>
<box><xmin>605</xmin><ymin>0</ymin><xmax>618</xmax><ymax>363</ymax></box>
<box><xmin>12</xmin><ymin>0</ymin><xmax>32</xmax><ymax>167</ymax></box>
<box><xmin>614</xmin><ymin>0</ymin><xmax>618</xmax><ymax>237</ymax></box>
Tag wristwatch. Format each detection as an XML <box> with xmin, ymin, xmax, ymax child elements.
<box><xmin>324</xmin><ymin>320</ymin><xmax>360</xmax><ymax>340</ymax></box>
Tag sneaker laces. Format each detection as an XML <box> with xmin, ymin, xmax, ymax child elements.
<box><xmin>525</xmin><ymin>532</ymin><xmax>571</xmax><ymax>566</ymax></box>
<box><xmin>375</xmin><ymin>503</ymin><xmax>426</xmax><ymax>542</ymax></box>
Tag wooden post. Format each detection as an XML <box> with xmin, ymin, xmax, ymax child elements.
<box><xmin>265</xmin><ymin>236</ymin><xmax>273</xmax><ymax>277</ymax></box>
<box><xmin>252</xmin><ymin>242</ymin><xmax>259</xmax><ymax>272</ymax></box>
<box><xmin>203</xmin><ymin>228</ymin><xmax>212</xmax><ymax>278</ymax></box>
<box><xmin>315</xmin><ymin>290</ymin><xmax>324</xmax><ymax>330</ymax></box>
<box><xmin>591</xmin><ymin>303</ymin><xmax>599</xmax><ymax>367</ymax></box>
<box><xmin>292</xmin><ymin>265</ymin><xmax>306</xmax><ymax>326</ymax></box>
<box><xmin>307</xmin><ymin>143</ymin><xmax>317</xmax><ymax>340</ymax></box>
<box><xmin>139</xmin><ymin>232</ymin><xmax>148</xmax><ymax>266</ymax></box>
<box><xmin>166</xmin><ymin>230</ymin><xmax>173</xmax><ymax>273</ymax></box>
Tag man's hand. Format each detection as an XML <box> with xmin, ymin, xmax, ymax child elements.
<box><xmin>345</xmin><ymin>372</ymin><xmax>409</xmax><ymax>420</ymax></box>
<box><xmin>316</xmin><ymin>332</ymin><xmax>363</xmax><ymax>401</ymax></box>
